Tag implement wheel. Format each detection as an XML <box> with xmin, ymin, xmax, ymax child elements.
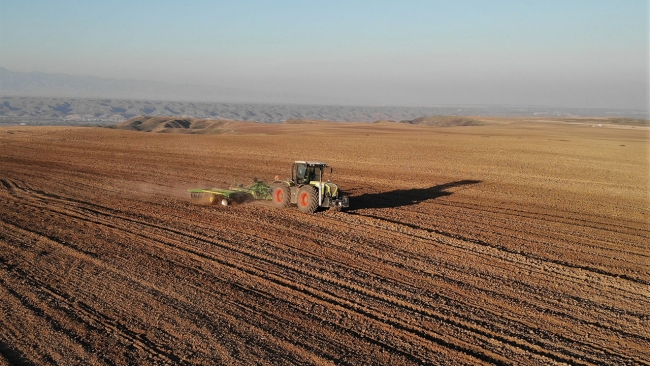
<box><xmin>271</xmin><ymin>185</ymin><xmax>290</xmax><ymax>208</ymax></box>
<box><xmin>297</xmin><ymin>185</ymin><xmax>318</xmax><ymax>214</ymax></box>
<box><xmin>209</xmin><ymin>194</ymin><xmax>228</xmax><ymax>206</ymax></box>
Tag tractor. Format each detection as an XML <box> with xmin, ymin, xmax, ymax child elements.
<box><xmin>271</xmin><ymin>161</ymin><xmax>349</xmax><ymax>213</ymax></box>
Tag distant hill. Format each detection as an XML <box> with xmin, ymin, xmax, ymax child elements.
<box><xmin>112</xmin><ymin>116</ymin><xmax>239</xmax><ymax>133</ymax></box>
<box><xmin>282</xmin><ymin>119</ymin><xmax>321</xmax><ymax>124</ymax></box>
<box><xmin>400</xmin><ymin>116</ymin><xmax>485</xmax><ymax>126</ymax></box>
<box><xmin>0</xmin><ymin>95</ymin><xmax>648</xmax><ymax>125</ymax></box>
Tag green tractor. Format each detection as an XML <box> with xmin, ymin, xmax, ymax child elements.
<box><xmin>271</xmin><ymin>161</ymin><xmax>349</xmax><ymax>213</ymax></box>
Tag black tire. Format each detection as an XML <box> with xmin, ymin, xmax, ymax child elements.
<box><xmin>297</xmin><ymin>185</ymin><xmax>318</xmax><ymax>214</ymax></box>
<box><xmin>271</xmin><ymin>185</ymin><xmax>291</xmax><ymax>208</ymax></box>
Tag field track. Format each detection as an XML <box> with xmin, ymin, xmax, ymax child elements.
<box><xmin>0</xmin><ymin>122</ymin><xmax>648</xmax><ymax>365</ymax></box>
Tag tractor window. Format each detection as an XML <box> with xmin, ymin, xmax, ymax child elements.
<box><xmin>296</xmin><ymin>164</ymin><xmax>324</xmax><ymax>184</ymax></box>
<box><xmin>296</xmin><ymin>163</ymin><xmax>307</xmax><ymax>183</ymax></box>
<box><xmin>296</xmin><ymin>164</ymin><xmax>318</xmax><ymax>184</ymax></box>
<box><xmin>306</xmin><ymin>167</ymin><xmax>315</xmax><ymax>182</ymax></box>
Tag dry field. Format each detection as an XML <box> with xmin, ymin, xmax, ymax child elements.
<box><xmin>0</xmin><ymin>120</ymin><xmax>648</xmax><ymax>365</ymax></box>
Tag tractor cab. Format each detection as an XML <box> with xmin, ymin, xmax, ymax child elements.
<box><xmin>293</xmin><ymin>161</ymin><xmax>328</xmax><ymax>184</ymax></box>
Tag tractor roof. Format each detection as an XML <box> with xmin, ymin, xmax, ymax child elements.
<box><xmin>294</xmin><ymin>161</ymin><xmax>327</xmax><ymax>166</ymax></box>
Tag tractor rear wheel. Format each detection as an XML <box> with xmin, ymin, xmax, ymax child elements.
<box><xmin>297</xmin><ymin>185</ymin><xmax>318</xmax><ymax>214</ymax></box>
<box><xmin>271</xmin><ymin>185</ymin><xmax>290</xmax><ymax>208</ymax></box>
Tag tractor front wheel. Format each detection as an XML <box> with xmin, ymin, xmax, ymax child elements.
<box><xmin>271</xmin><ymin>185</ymin><xmax>290</xmax><ymax>208</ymax></box>
<box><xmin>297</xmin><ymin>185</ymin><xmax>318</xmax><ymax>214</ymax></box>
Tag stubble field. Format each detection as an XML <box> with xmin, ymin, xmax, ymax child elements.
<box><xmin>0</xmin><ymin>120</ymin><xmax>648</xmax><ymax>365</ymax></box>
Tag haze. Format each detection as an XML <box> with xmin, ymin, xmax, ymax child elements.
<box><xmin>1</xmin><ymin>0</ymin><xmax>648</xmax><ymax>110</ymax></box>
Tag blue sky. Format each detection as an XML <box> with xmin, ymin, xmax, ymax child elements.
<box><xmin>1</xmin><ymin>0</ymin><xmax>648</xmax><ymax>109</ymax></box>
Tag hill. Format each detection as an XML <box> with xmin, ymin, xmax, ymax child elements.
<box><xmin>112</xmin><ymin>116</ymin><xmax>240</xmax><ymax>134</ymax></box>
<box><xmin>1</xmin><ymin>96</ymin><xmax>648</xmax><ymax>126</ymax></box>
<box><xmin>400</xmin><ymin>116</ymin><xmax>486</xmax><ymax>126</ymax></box>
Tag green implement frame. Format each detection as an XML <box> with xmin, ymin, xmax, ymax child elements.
<box><xmin>189</xmin><ymin>180</ymin><xmax>272</xmax><ymax>206</ymax></box>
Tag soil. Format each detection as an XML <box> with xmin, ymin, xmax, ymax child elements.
<box><xmin>0</xmin><ymin>121</ymin><xmax>648</xmax><ymax>365</ymax></box>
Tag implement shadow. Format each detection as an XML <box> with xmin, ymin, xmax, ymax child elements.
<box><xmin>349</xmin><ymin>180</ymin><xmax>481</xmax><ymax>210</ymax></box>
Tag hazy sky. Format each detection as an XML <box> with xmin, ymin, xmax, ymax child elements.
<box><xmin>1</xmin><ymin>0</ymin><xmax>648</xmax><ymax>109</ymax></box>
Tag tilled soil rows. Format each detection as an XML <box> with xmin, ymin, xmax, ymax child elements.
<box><xmin>0</xmin><ymin>123</ymin><xmax>648</xmax><ymax>365</ymax></box>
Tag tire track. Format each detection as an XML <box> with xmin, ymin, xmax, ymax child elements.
<box><xmin>349</xmin><ymin>210</ymin><xmax>650</xmax><ymax>286</ymax></box>
<box><xmin>0</xmin><ymin>220</ymin><xmax>331</xmax><ymax>365</ymax></box>
<box><xmin>2</xmin><ymin>188</ymin><xmax>457</xmax><ymax>364</ymax></box>
<box><xmin>4</xmin><ymin>180</ymin><xmax>647</xmax><ymax>365</ymax></box>
<box><xmin>3</xmin><ymin>195</ymin><xmax>493</xmax><ymax>364</ymax></box>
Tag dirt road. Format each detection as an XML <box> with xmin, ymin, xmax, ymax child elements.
<box><xmin>1</xmin><ymin>122</ymin><xmax>648</xmax><ymax>365</ymax></box>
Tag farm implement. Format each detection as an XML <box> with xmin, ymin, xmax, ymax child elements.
<box><xmin>189</xmin><ymin>180</ymin><xmax>272</xmax><ymax>206</ymax></box>
<box><xmin>189</xmin><ymin>161</ymin><xmax>349</xmax><ymax>213</ymax></box>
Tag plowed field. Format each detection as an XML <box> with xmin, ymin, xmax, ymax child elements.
<box><xmin>1</xmin><ymin>121</ymin><xmax>648</xmax><ymax>365</ymax></box>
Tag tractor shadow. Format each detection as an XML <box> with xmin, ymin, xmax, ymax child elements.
<box><xmin>349</xmin><ymin>180</ymin><xmax>481</xmax><ymax>210</ymax></box>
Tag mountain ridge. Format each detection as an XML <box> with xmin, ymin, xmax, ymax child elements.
<box><xmin>1</xmin><ymin>96</ymin><xmax>648</xmax><ymax>125</ymax></box>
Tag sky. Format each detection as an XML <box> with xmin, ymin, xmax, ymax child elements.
<box><xmin>1</xmin><ymin>0</ymin><xmax>648</xmax><ymax>110</ymax></box>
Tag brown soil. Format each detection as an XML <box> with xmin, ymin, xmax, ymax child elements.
<box><xmin>0</xmin><ymin>121</ymin><xmax>648</xmax><ymax>365</ymax></box>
